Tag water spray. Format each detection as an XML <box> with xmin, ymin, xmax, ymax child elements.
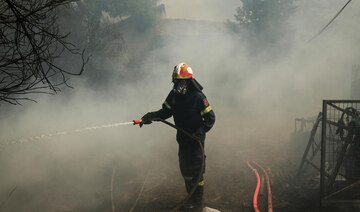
<box><xmin>2</xmin><ymin>121</ymin><xmax>136</xmax><ymax>146</ymax></box>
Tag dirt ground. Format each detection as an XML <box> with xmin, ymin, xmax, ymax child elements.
<box><xmin>0</xmin><ymin>111</ymin><xmax>353</xmax><ymax>212</ymax></box>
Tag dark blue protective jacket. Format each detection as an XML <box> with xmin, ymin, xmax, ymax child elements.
<box><xmin>152</xmin><ymin>90</ymin><xmax>215</xmax><ymax>141</ymax></box>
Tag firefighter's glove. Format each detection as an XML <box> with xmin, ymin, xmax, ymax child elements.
<box><xmin>192</xmin><ymin>128</ymin><xmax>204</xmax><ymax>141</ymax></box>
<box><xmin>140</xmin><ymin>112</ymin><xmax>154</xmax><ymax>128</ymax></box>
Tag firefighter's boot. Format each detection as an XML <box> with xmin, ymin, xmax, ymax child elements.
<box><xmin>189</xmin><ymin>180</ymin><xmax>204</xmax><ymax>209</ymax></box>
<box><xmin>181</xmin><ymin>177</ymin><xmax>204</xmax><ymax>211</ymax></box>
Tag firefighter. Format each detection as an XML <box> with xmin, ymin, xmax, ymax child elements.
<box><xmin>140</xmin><ymin>62</ymin><xmax>215</xmax><ymax>210</ymax></box>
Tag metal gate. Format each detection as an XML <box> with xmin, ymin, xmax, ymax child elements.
<box><xmin>321</xmin><ymin>100</ymin><xmax>360</xmax><ymax>206</ymax></box>
<box><xmin>297</xmin><ymin>112</ymin><xmax>322</xmax><ymax>177</ymax></box>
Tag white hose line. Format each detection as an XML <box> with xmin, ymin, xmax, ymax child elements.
<box><xmin>2</xmin><ymin>121</ymin><xmax>134</xmax><ymax>145</ymax></box>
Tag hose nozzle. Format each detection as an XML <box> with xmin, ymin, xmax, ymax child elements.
<box><xmin>133</xmin><ymin>120</ymin><xmax>142</xmax><ymax>125</ymax></box>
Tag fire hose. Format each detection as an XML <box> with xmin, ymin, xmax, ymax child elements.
<box><xmin>247</xmin><ymin>160</ymin><xmax>273</xmax><ymax>212</ymax></box>
<box><xmin>133</xmin><ymin>118</ymin><xmax>205</xmax><ymax>212</ymax></box>
<box><xmin>247</xmin><ymin>161</ymin><xmax>261</xmax><ymax>212</ymax></box>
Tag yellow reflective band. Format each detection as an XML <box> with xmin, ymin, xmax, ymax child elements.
<box><xmin>182</xmin><ymin>65</ymin><xmax>189</xmax><ymax>73</ymax></box>
<box><xmin>164</xmin><ymin>101</ymin><xmax>171</xmax><ymax>109</ymax></box>
<box><xmin>198</xmin><ymin>180</ymin><xmax>204</xmax><ymax>186</ymax></box>
<box><xmin>173</xmin><ymin>74</ymin><xmax>191</xmax><ymax>79</ymax></box>
<box><xmin>184</xmin><ymin>176</ymin><xmax>193</xmax><ymax>180</ymax></box>
<box><xmin>201</xmin><ymin>106</ymin><xmax>212</xmax><ymax>116</ymax></box>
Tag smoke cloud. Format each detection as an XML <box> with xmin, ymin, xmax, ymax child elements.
<box><xmin>1</xmin><ymin>0</ymin><xmax>359</xmax><ymax>211</ymax></box>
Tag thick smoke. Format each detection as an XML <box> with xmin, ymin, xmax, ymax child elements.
<box><xmin>0</xmin><ymin>0</ymin><xmax>359</xmax><ymax>211</ymax></box>
<box><xmin>163</xmin><ymin>0</ymin><xmax>240</xmax><ymax>21</ymax></box>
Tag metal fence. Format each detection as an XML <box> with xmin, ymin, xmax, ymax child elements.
<box><xmin>321</xmin><ymin>100</ymin><xmax>360</xmax><ymax>205</ymax></box>
<box><xmin>297</xmin><ymin>112</ymin><xmax>322</xmax><ymax>177</ymax></box>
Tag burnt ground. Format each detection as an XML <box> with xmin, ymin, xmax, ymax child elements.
<box><xmin>0</xmin><ymin>112</ymin><xmax>356</xmax><ymax>212</ymax></box>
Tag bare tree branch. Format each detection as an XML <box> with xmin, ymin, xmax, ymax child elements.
<box><xmin>0</xmin><ymin>0</ymin><xmax>88</xmax><ymax>104</ymax></box>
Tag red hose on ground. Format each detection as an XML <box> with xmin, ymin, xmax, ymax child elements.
<box><xmin>247</xmin><ymin>161</ymin><xmax>261</xmax><ymax>212</ymax></box>
<box><xmin>252</xmin><ymin>161</ymin><xmax>273</xmax><ymax>212</ymax></box>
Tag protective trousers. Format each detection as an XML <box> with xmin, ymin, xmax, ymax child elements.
<box><xmin>178</xmin><ymin>134</ymin><xmax>205</xmax><ymax>207</ymax></box>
